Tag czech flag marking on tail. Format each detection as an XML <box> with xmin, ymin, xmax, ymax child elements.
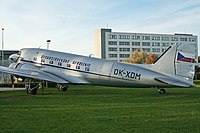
<box><xmin>177</xmin><ymin>52</ymin><xmax>196</xmax><ymax>63</ymax></box>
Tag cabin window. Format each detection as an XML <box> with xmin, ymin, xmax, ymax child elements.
<box><xmin>33</xmin><ymin>57</ymin><xmax>37</xmax><ymax>61</ymax></box>
<box><xmin>85</xmin><ymin>67</ymin><xmax>90</xmax><ymax>71</ymax></box>
<box><xmin>58</xmin><ymin>62</ymin><xmax>62</xmax><ymax>66</ymax></box>
<box><xmin>49</xmin><ymin>60</ymin><xmax>53</xmax><ymax>64</ymax></box>
<box><xmin>66</xmin><ymin>64</ymin><xmax>71</xmax><ymax>68</ymax></box>
<box><xmin>41</xmin><ymin>59</ymin><xmax>45</xmax><ymax>63</ymax></box>
<box><xmin>76</xmin><ymin>65</ymin><xmax>80</xmax><ymax>69</ymax></box>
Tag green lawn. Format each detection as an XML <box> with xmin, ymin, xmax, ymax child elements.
<box><xmin>0</xmin><ymin>85</ymin><xmax>200</xmax><ymax>133</ymax></box>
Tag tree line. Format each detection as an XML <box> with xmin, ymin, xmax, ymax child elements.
<box><xmin>122</xmin><ymin>48</ymin><xmax>157</xmax><ymax>64</ymax></box>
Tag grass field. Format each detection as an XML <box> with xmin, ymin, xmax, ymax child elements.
<box><xmin>0</xmin><ymin>85</ymin><xmax>200</xmax><ymax>133</ymax></box>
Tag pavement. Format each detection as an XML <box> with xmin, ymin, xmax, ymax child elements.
<box><xmin>0</xmin><ymin>87</ymin><xmax>25</xmax><ymax>91</ymax></box>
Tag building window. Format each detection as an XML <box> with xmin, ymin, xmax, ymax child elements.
<box><xmin>142</xmin><ymin>48</ymin><xmax>150</xmax><ymax>52</ymax></box>
<box><xmin>162</xmin><ymin>43</ymin><xmax>170</xmax><ymax>47</ymax></box>
<box><xmin>152</xmin><ymin>36</ymin><xmax>160</xmax><ymax>40</ymax></box>
<box><xmin>119</xmin><ymin>48</ymin><xmax>130</xmax><ymax>52</ymax></box>
<box><xmin>109</xmin><ymin>35</ymin><xmax>117</xmax><ymax>39</ymax></box>
<box><xmin>109</xmin><ymin>54</ymin><xmax>117</xmax><ymax>58</ymax></box>
<box><xmin>152</xmin><ymin>42</ymin><xmax>160</xmax><ymax>46</ymax></box>
<box><xmin>119</xmin><ymin>41</ymin><xmax>130</xmax><ymax>45</ymax></box>
<box><xmin>119</xmin><ymin>54</ymin><xmax>130</xmax><ymax>58</ymax></box>
<box><xmin>162</xmin><ymin>37</ymin><xmax>169</xmax><ymax>41</ymax></box>
<box><xmin>132</xmin><ymin>36</ymin><xmax>140</xmax><ymax>40</ymax></box>
<box><xmin>108</xmin><ymin>41</ymin><xmax>117</xmax><ymax>45</ymax></box>
<box><xmin>171</xmin><ymin>37</ymin><xmax>178</xmax><ymax>41</ymax></box>
<box><xmin>162</xmin><ymin>48</ymin><xmax>167</xmax><ymax>52</ymax></box>
<box><xmin>132</xmin><ymin>48</ymin><xmax>136</xmax><ymax>52</ymax></box>
<box><xmin>142</xmin><ymin>42</ymin><xmax>150</xmax><ymax>46</ymax></box>
<box><xmin>132</xmin><ymin>42</ymin><xmax>140</xmax><ymax>46</ymax></box>
<box><xmin>189</xmin><ymin>38</ymin><xmax>196</xmax><ymax>42</ymax></box>
<box><xmin>152</xmin><ymin>48</ymin><xmax>160</xmax><ymax>52</ymax></box>
<box><xmin>108</xmin><ymin>47</ymin><xmax>117</xmax><ymax>51</ymax></box>
<box><xmin>180</xmin><ymin>37</ymin><xmax>187</xmax><ymax>41</ymax></box>
<box><xmin>119</xmin><ymin>35</ymin><xmax>130</xmax><ymax>39</ymax></box>
<box><xmin>171</xmin><ymin>43</ymin><xmax>176</xmax><ymax>45</ymax></box>
<box><xmin>142</xmin><ymin>36</ymin><xmax>150</xmax><ymax>40</ymax></box>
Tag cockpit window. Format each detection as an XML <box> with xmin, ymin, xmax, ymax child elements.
<box><xmin>17</xmin><ymin>51</ymin><xmax>21</xmax><ymax>55</ymax></box>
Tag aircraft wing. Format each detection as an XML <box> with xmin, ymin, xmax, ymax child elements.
<box><xmin>0</xmin><ymin>66</ymin><xmax>68</xmax><ymax>83</ymax></box>
<box><xmin>155</xmin><ymin>77</ymin><xmax>194</xmax><ymax>87</ymax></box>
<box><xmin>41</xmin><ymin>69</ymin><xmax>90</xmax><ymax>84</ymax></box>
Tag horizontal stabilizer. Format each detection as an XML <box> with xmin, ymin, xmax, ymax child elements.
<box><xmin>155</xmin><ymin>77</ymin><xmax>194</xmax><ymax>87</ymax></box>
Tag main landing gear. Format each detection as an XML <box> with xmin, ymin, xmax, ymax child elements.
<box><xmin>25</xmin><ymin>83</ymin><xmax>69</xmax><ymax>95</ymax></box>
<box><xmin>24</xmin><ymin>78</ymin><xmax>69</xmax><ymax>95</ymax></box>
<box><xmin>25</xmin><ymin>79</ymin><xmax>41</xmax><ymax>95</ymax></box>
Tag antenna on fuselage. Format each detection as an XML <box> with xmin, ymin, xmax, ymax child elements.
<box><xmin>47</xmin><ymin>40</ymin><xmax>51</xmax><ymax>50</ymax></box>
<box><xmin>89</xmin><ymin>54</ymin><xmax>93</xmax><ymax>57</ymax></box>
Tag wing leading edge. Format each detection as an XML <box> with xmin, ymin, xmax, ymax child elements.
<box><xmin>0</xmin><ymin>66</ymin><xmax>68</xmax><ymax>83</ymax></box>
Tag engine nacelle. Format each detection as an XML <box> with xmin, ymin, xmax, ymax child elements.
<box><xmin>9</xmin><ymin>63</ymin><xmax>40</xmax><ymax>71</ymax></box>
<box><xmin>9</xmin><ymin>53</ymin><xmax>19</xmax><ymax>63</ymax></box>
<box><xmin>9</xmin><ymin>63</ymin><xmax>41</xmax><ymax>82</ymax></box>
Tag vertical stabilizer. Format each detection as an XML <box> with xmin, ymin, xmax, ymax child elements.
<box><xmin>153</xmin><ymin>45</ymin><xmax>176</xmax><ymax>76</ymax></box>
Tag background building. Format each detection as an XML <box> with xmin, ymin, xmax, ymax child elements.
<box><xmin>0</xmin><ymin>50</ymin><xmax>19</xmax><ymax>83</ymax></box>
<box><xmin>94</xmin><ymin>28</ymin><xmax>198</xmax><ymax>62</ymax></box>
<box><xmin>0</xmin><ymin>50</ymin><xmax>19</xmax><ymax>66</ymax></box>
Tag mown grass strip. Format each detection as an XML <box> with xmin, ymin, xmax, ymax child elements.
<box><xmin>0</xmin><ymin>85</ymin><xmax>200</xmax><ymax>133</ymax></box>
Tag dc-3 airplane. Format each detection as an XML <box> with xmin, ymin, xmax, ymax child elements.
<box><xmin>0</xmin><ymin>43</ymin><xmax>196</xmax><ymax>95</ymax></box>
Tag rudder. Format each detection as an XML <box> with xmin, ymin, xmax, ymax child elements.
<box><xmin>154</xmin><ymin>43</ymin><xmax>196</xmax><ymax>80</ymax></box>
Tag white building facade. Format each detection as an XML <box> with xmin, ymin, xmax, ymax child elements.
<box><xmin>94</xmin><ymin>28</ymin><xmax>198</xmax><ymax>62</ymax></box>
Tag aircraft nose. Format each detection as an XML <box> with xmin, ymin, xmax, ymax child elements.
<box><xmin>9</xmin><ymin>54</ymin><xmax>19</xmax><ymax>63</ymax></box>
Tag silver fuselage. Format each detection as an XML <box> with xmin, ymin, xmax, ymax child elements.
<box><xmin>16</xmin><ymin>48</ymin><xmax>174</xmax><ymax>88</ymax></box>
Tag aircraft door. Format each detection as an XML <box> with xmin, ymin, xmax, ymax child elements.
<box><xmin>98</xmin><ymin>61</ymin><xmax>115</xmax><ymax>84</ymax></box>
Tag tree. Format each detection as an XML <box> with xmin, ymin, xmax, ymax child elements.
<box><xmin>122</xmin><ymin>49</ymin><xmax>157</xmax><ymax>64</ymax></box>
<box><xmin>146</xmin><ymin>54</ymin><xmax>157</xmax><ymax>64</ymax></box>
<box><xmin>122</xmin><ymin>48</ymin><xmax>147</xmax><ymax>64</ymax></box>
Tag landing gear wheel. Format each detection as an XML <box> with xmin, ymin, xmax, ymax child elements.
<box><xmin>26</xmin><ymin>83</ymin><xmax>39</xmax><ymax>95</ymax></box>
<box><xmin>158</xmin><ymin>89</ymin><xmax>166</xmax><ymax>94</ymax></box>
<box><xmin>58</xmin><ymin>84</ymin><xmax>68</xmax><ymax>92</ymax></box>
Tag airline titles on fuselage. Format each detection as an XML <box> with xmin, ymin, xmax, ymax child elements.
<box><xmin>40</xmin><ymin>55</ymin><xmax>141</xmax><ymax>80</ymax></box>
<box><xmin>41</xmin><ymin>55</ymin><xmax>91</xmax><ymax>67</ymax></box>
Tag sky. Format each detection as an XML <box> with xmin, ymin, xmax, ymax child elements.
<box><xmin>0</xmin><ymin>0</ymin><xmax>200</xmax><ymax>56</ymax></box>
